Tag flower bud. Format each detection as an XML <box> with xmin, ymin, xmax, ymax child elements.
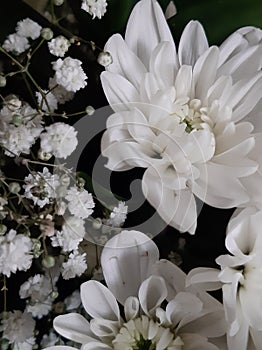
<box><xmin>38</xmin><ymin>149</ymin><xmax>52</xmax><ymax>161</ymax></box>
<box><xmin>0</xmin><ymin>76</ymin><xmax>6</xmax><ymax>87</ymax></box>
<box><xmin>5</xmin><ymin>95</ymin><xmax>21</xmax><ymax>111</ymax></box>
<box><xmin>92</xmin><ymin>217</ymin><xmax>102</xmax><ymax>230</ymax></box>
<box><xmin>51</xmin><ymin>290</ymin><xmax>59</xmax><ymax>299</ymax></box>
<box><xmin>42</xmin><ymin>255</ymin><xmax>56</xmax><ymax>268</ymax></box>
<box><xmin>9</xmin><ymin>182</ymin><xmax>21</xmax><ymax>194</ymax></box>
<box><xmin>12</xmin><ymin>114</ymin><xmax>23</xmax><ymax>126</ymax></box>
<box><xmin>54</xmin><ymin>0</ymin><xmax>64</xmax><ymax>5</ymax></box>
<box><xmin>41</xmin><ymin>27</ymin><xmax>54</xmax><ymax>40</ymax></box>
<box><xmin>0</xmin><ymin>224</ymin><xmax>7</xmax><ymax>235</ymax></box>
<box><xmin>85</xmin><ymin>105</ymin><xmax>95</xmax><ymax>116</ymax></box>
<box><xmin>97</xmin><ymin>51</ymin><xmax>113</xmax><ymax>67</ymax></box>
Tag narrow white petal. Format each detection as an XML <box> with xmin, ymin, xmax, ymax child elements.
<box><xmin>53</xmin><ymin>313</ymin><xmax>95</xmax><ymax>344</ymax></box>
<box><xmin>104</xmin><ymin>34</ymin><xmax>147</xmax><ymax>90</ymax></box>
<box><xmin>82</xmin><ymin>343</ymin><xmax>112</xmax><ymax>350</ymax></box>
<box><xmin>125</xmin><ymin>0</ymin><xmax>176</xmax><ymax>69</ymax></box>
<box><xmin>101</xmin><ymin>71</ymin><xmax>139</xmax><ymax>111</ymax></box>
<box><xmin>101</xmin><ymin>230</ymin><xmax>159</xmax><ymax>305</ymax></box>
<box><xmin>193</xmin><ymin>46</ymin><xmax>219</xmax><ymax>101</ymax></box>
<box><xmin>178</xmin><ymin>20</ymin><xmax>209</xmax><ymax>66</ymax></box>
<box><xmin>175</xmin><ymin>65</ymin><xmax>193</xmax><ymax>99</ymax></box>
<box><xmin>80</xmin><ymin>281</ymin><xmax>120</xmax><ymax>321</ymax></box>
<box><xmin>138</xmin><ymin>275</ymin><xmax>167</xmax><ymax>316</ymax></box>
<box><xmin>149</xmin><ymin>41</ymin><xmax>177</xmax><ymax>89</ymax></box>
<box><xmin>186</xmin><ymin>267</ymin><xmax>222</xmax><ymax>291</ymax></box>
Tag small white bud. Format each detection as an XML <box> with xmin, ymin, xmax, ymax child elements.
<box><xmin>97</xmin><ymin>51</ymin><xmax>113</xmax><ymax>67</ymax></box>
<box><xmin>9</xmin><ymin>182</ymin><xmax>21</xmax><ymax>194</ymax></box>
<box><xmin>41</xmin><ymin>27</ymin><xmax>54</xmax><ymax>40</ymax></box>
<box><xmin>38</xmin><ymin>149</ymin><xmax>52</xmax><ymax>161</ymax></box>
<box><xmin>54</xmin><ymin>0</ymin><xmax>64</xmax><ymax>5</ymax></box>
<box><xmin>85</xmin><ymin>105</ymin><xmax>95</xmax><ymax>115</ymax></box>
<box><xmin>0</xmin><ymin>76</ymin><xmax>6</xmax><ymax>87</ymax></box>
<box><xmin>42</xmin><ymin>255</ymin><xmax>56</xmax><ymax>268</ymax></box>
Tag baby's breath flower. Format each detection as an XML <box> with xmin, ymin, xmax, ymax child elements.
<box><xmin>81</xmin><ymin>0</ymin><xmax>108</xmax><ymax>19</ymax></box>
<box><xmin>16</xmin><ymin>18</ymin><xmax>42</xmax><ymax>39</ymax></box>
<box><xmin>48</xmin><ymin>35</ymin><xmax>70</xmax><ymax>57</ymax></box>
<box><xmin>97</xmin><ymin>51</ymin><xmax>112</xmax><ymax>67</ymax></box>
<box><xmin>2</xmin><ymin>33</ymin><xmax>29</xmax><ymax>54</ymax></box>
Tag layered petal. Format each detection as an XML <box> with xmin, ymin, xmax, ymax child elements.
<box><xmin>101</xmin><ymin>230</ymin><xmax>159</xmax><ymax>305</ymax></box>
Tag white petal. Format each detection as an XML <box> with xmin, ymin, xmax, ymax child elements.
<box><xmin>90</xmin><ymin>318</ymin><xmax>119</xmax><ymax>340</ymax></box>
<box><xmin>82</xmin><ymin>343</ymin><xmax>112</xmax><ymax>350</ymax></box>
<box><xmin>152</xmin><ymin>259</ymin><xmax>186</xmax><ymax>300</ymax></box>
<box><xmin>80</xmin><ymin>281</ymin><xmax>120</xmax><ymax>321</ymax></box>
<box><xmin>142</xmin><ymin>167</ymin><xmax>197</xmax><ymax>233</ymax></box>
<box><xmin>101</xmin><ymin>230</ymin><xmax>159</xmax><ymax>305</ymax></box>
<box><xmin>105</xmin><ymin>34</ymin><xmax>147</xmax><ymax>90</ymax></box>
<box><xmin>125</xmin><ymin>0</ymin><xmax>176</xmax><ymax>69</ymax></box>
<box><xmin>43</xmin><ymin>347</ymin><xmax>77</xmax><ymax>350</ymax></box>
<box><xmin>193</xmin><ymin>46</ymin><xmax>219</xmax><ymax>101</ymax></box>
<box><xmin>217</xmin><ymin>44</ymin><xmax>262</xmax><ymax>81</ymax></box>
<box><xmin>149</xmin><ymin>41</ymin><xmax>177</xmax><ymax>89</ymax></box>
<box><xmin>166</xmin><ymin>292</ymin><xmax>203</xmax><ymax>325</ymax></box>
<box><xmin>178</xmin><ymin>20</ymin><xmax>209</xmax><ymax>66</ymax></box>
<box><xmin>124</xmin><ymin>296</ymin><xmax>140</xmax><ymax>320</ymax></box>
<box><xmin>175</xmin><ymin>65</ymin><xmax>193</xmax><ymax>99</ymax></box>
<box><xmin>186</xmin><ymin>267</ymin><xmax>222</xmax><ymax>291</ymax></box>
<box><xmin>101</xmin><ymin>71</ymin><xmax>139</xmax><ymax>111</ymax></box>
<box><xmin>181</xmin><ymin>334</ymin><xmax>219</xmax><ymax>350</ymax></box>
<box><xmin>53</xmin><ymin>313</ymin><xmax>95</xmax><ymax>344</ymax></box>
<box><xmin>138</xmin><ymin>275</ymin><xmax>167</xmax><ymax>316</ymax></box>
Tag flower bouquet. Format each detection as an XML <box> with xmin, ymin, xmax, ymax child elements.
<box><xmin>0</xmin><ymin>0</ymin><xmax>262</xmax><ymax>349</ymax></box>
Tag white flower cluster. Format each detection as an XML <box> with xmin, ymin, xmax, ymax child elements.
<box><xmin>2</xmin><ymin>18</ymin><xmax>41</xmax><ymax>54</ymax></box>
<box><xmin>0</xmin><ymin>95</ymin><xmax>43</xmax><ymax>157</ymax></box>
<box><xmin>48</xmin><ymin>35</ymin><xmax>71</xmax><ymax>57</ymax></box>
<box><xmin>81</xmin><ymin>0</ymin><xmax>108</xmax><ymax>19</ymax></box>
<box><xmin>0</xmin><ymin>229</ymin><xmax>33</xmax><ymax>277</ymax></box>
<box><xmin>52</xmin><ymin>57</ymin><xmax>88</xmax><ymax>92</ymax></box>
<box><xmin>65</xmin><ymin>186</ymin><xmax>95</xmax><ymax>219</ymax></box>
<box><xmin>1</xmin><ymin>310</ymin><xmax>35</xmax><ymax>345</ymax></box>
<box><xmin>35</xmin><ymin>90</ymin><xmax>58</xmax><ymax>113</ymax></box>
<box><xmin>19</xmin><ymin>273</ymin><xmax>58</xmax><ymax>319</ymax></box>
<box><xmin>106</xmin><ymin>201</ymin><xmax>128</xmax><ymax>227</ymax></box>
<box><xmin>23</xmin><ymin>167</ymin><xmax>60</xmax><ymax>208</ymax></box>
<box><xmin>62</xmin><ymin>250</ymin><xmax>87</xmax><ymax>279</ymax></box>
<box><xmin>40</xmin><ymin>122</ymin><xmax>78</xmax><ymax>159</ymax></box>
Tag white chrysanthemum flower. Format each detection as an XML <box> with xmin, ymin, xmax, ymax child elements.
<box><xmin>62</xmin><ymin>250</ymin><xmax>87</xmax><ymax>279</ymax></box>
<box><xmin>1</xmin><ymin>311</ymin><xmax>35</xmax><ymax>344</ymax></box>
<box><xmin>106</xmin><ymin>201</ymin><xmax>128</xmax><ymax>227</ymax></box>
<box><xmin>2</xmin><ymin>33</ymin><xmax>29</xmax><ymax>54</ymax></box>
<box><xmin>0</xmin><ymin>229</ymin><xmax>33</xmax><ymax>277</ymax></box>
<box><xmin>44</xmin><ymin>230</ymin><xmax>226</xmax><ymax>350</ymax></box>
<box><xmin>36</xmin><ymin>90</ymin><xmax>58</xmax><ymax>112</ymax></box>
<box><xmin>16</xmin><ymin>18</ymin><xmax>42</xmax><ymax>39</ymax></box>
<box><xmin>100</xmin><ymin>0</ymin><xmax>262</xmax><ymax>234</ymax></box>
<box><xmin>52</xmin><ymin>57</ymin><xmax>88</xmax><ymax>92</ymax></box>
<box><xmin>40</xmin><ymin>122</ymin><xmax>78</xmax><ymax>159</ymax></box>
<box><xmin>186</xmin><ymin>208</ymin><xmax>262</xmax><ymax>350</ymax></box>
<box><xmin>51</xmin><ymin>216</ymin><xmax>86</xmax><ymax>252</ymax></box>
<box><xmin>65</xmin><ymin>186</ymin><xmax>95</xmax><ymax>219</ymax></box>
<box><xmin>48</xmin><ymin>35</ymin><xmax>71</xmax><ymax>57</ymax></box>
<box><xmin>48</xmin><ymin>76</ymin><xmax>75</xmax><ymax>104</ymax></box>
<box><xmin>13</xmin><ymin>337</ymin><xmax>36</xmax><ymax>350</ymax></box>
<box><xmin>23</xmin><ymin>167</ymin><xmax>60</xmax><ymax>208</ymax></box>
<box><xmin>81</xmin><ymin>0</ymin><xmax>107</xmax><ymax>19</ymax></box>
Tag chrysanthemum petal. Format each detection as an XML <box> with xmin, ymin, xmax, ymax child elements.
<box><xmin>138</xmin><ymin>275</ymin><xmax>167</xmax><ymax>316</ymax></box>
<box><xmin>178</xmin><ymin>20</ymin><xmax>209</xmax><ymax>66</ymax></box>
<box><xmin>104</xmin><ymin>34</ymin><xmax>147</xmax><ymax>90</ymax></box>
<box><xmin>80</xmin><ymin>281</ymin><xmax>120</xmax><ymax>322</ymax></box>
<box><xmin>53</xmin><ymin>313</ymin><xmax>96</xmax><ymax>344</ymax></box>
<box><xmin>101</xmin><ymin>230</ymin><xmax>159</xmax><ymax>305</ymax></box>
<box><xmin>101</xmin><ymin>72</ymin><xmax>139</xmax><ymax>111</ymax></box>
<box><xmin>125</xmin><ymin>0</ymin><xmax>176</xmax><ymax>68</ymax></box>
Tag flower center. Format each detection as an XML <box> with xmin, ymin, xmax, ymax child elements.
<box><xmin>171</xmin><ymin>98</ymin><xmax>210</xmax><ymax>133</ymax></box>
<box><xmin>112</xmin><ymin>315</ymin><xmax>184</xmax><ymax>350</ymax></box>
